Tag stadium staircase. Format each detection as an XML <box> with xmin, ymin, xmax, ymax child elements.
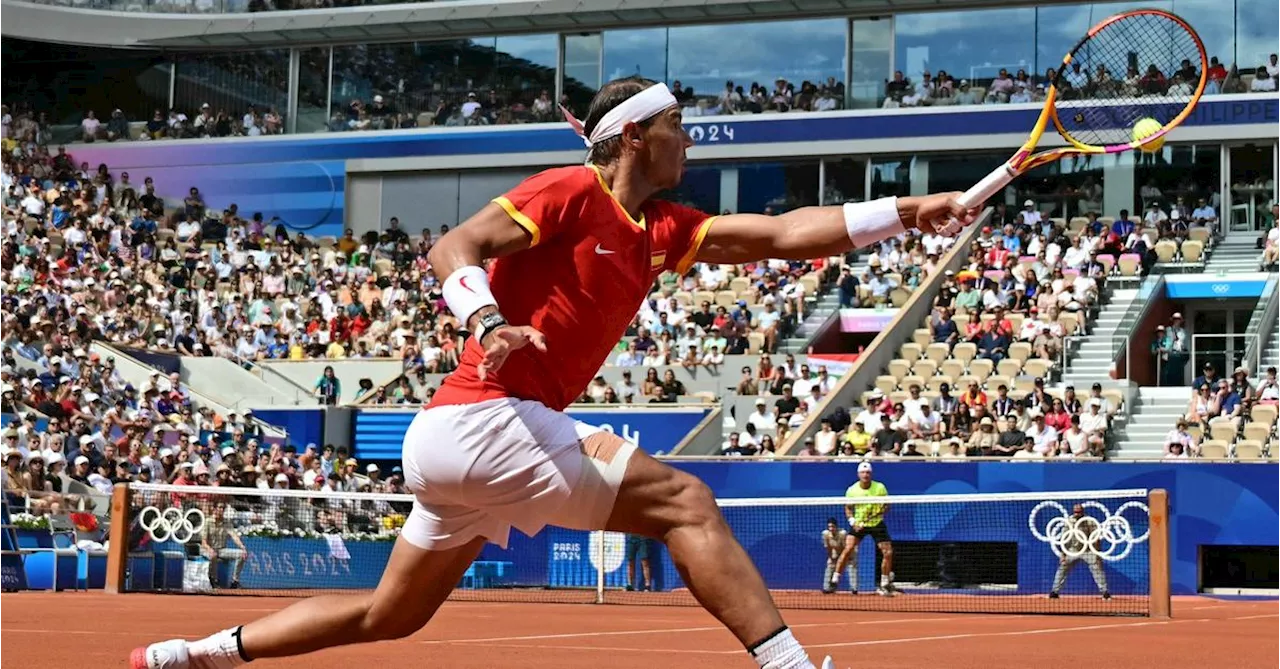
<box><xmin>1261</xmin><ymin>322</ymin><xmax>1280</xmax><ymax>372</ymax></box>
<box><xmin>1110</xmin><ymin>386</ymin><xmax>1188</xmax><ymax>458</ymax></box>
<box><xmin>1059</xmin><ymin>287</ymin><xmax>1141</xmax><ymax>389</ymax></box>
<box><xmin>1203</xmin><ymin>235</ymin><xmax>1262</xmax><ymax>274</ymax></box>
<box><xmin>778</xmin><ymin>255</ymin><xmax>872</xmax><ymax>354</ymax></box>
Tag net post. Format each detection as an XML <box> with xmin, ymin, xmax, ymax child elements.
<box><xmin>1148</xmin><ymin>489</ymin><xmax>1171</xmax><ymax>619</ymax></box>
<box><xmin>594</xmin><ymin>530</ymin><xmax>605</xmax><ymax>604</ymax></box>
<box><xmin>104</xmin><ymin>483</ymin><xmax>132</xmax><ymax>594</ymax></box>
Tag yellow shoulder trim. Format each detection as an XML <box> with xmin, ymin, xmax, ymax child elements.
<box><xmin>492</xmin><ymin>196</ymin><xmax>541</xmax><ymax>247</ymax></box>
<box><xmin>674</xmin><ymin>216</ymin><xmax>718</xmax><ymax>275</ymax></box>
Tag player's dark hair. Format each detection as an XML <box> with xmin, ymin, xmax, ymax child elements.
<box><xmin>826</xmin><ymin>517</ymin><xmax>837</xmax><ymax>525</ymax></box>
<box><xmin>583</xmin><ymin>76</ymin><xmax>660</xmax><ymax>165</ymax></box>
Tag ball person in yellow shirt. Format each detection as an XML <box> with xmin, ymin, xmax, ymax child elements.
<box><xmin>831</xmin><ymin>461</ymin><xmax>895</xmax><ymax>596</ymax></box>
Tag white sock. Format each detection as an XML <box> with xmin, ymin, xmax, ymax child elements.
<box><xmin>829</xmin><ymin>572</ymin><xmax>839</xmax><ymax>584</ymax></box>
<box><xmin>750</xmin><ymin>627</ymin><xmax>815</xmax><ymax>669</ymax></box>
<box><xmin>880</xmin><ymin>573</ymin><xmax>890</xmax><ymax>587</ymax></box>
<box><xmin>187</xmin><ymin>627</ymin><xmax>248</xmax><ymax>668</ymax></box>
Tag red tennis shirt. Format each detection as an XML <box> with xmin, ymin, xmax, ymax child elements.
<box><xmin>429</xmin><ymin>165</ymin><xmax>715</xmax><ymax>412</ymax></box>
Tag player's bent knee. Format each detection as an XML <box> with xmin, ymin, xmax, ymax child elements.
<box><xmin>671</xmin><ymin>474</ymin><xmax>723</xmax><ymax>530</ymax></box>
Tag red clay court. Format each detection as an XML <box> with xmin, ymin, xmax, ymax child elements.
<box><xmin>2</xmin><ymin>593</ymin><xmax>1275</xmax><ymax>668</ymax></box>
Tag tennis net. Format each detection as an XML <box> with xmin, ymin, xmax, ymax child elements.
<box><xmin>112</xmin><ymin>484</ymin><xmax>1167</xmax><ymax>616</ymax></box>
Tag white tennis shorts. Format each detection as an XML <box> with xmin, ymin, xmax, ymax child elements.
<box><xmin>399</xmin><ymin>397</ymin><xmax>638</xmax><ymax>550</ymax></box>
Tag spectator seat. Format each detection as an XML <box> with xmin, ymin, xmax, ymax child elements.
<box><xmin>887</xmin><ymin>359</ymin><xmax>912</xmax><ymax>380</ymax></box>
<box><xmin>875</xmin><ymin>376</ymin><xmax>899</xmax><ymax>395</ymax></box>
<box><xmin>986</xmin><ymin>375</ymin><xmax>1012</xmax><ymax>392</ymax></box>
<box><xmin>939</xmin><ymin>359</ymin><xmax>966</xmax><ymax>380</ymax></box>
<box><xmin>729</xmin><ymin>277</ymin><xmax>751</xmax><ymax>294</ymax></box>
<box><xmin>1188</xmin><ymin>228</ymin><xmax>1211</xmax><ymax>244</ymax></box>
<box><xmin>927</xmin><ymin>375</ymin><xmax>953</xmax><ymax>393</ymax></box>
<box><xmin>714</xmin><ymin>291</ymin><xmax>737</xmax><ymax>308</ymax></box>
<box><xmin>925</xmin><ymin>343</ymin><xmax>951</xmax><ymax>364</ymax></box>
<box><xmin>1234</xmin><ymin>440</ymin><xmax>1264</xmax><ymax>460</ymax></box>
<box><xmin>1208</xmin><ymin>419</ymin><xmax>1238</xmax><ymax>443</ymax></box>
<box><xmin>913</xmin><ymin>329</ymin><xmax>931</xmax><ymax>348</ymax></box>
<box><xmin>1101</xmin><ymin>389</ymin><xmax>1125</xmax><ymax>413</ymax></box>
<box><xmin>997</xmin><ymin>359</ymin><xmax>1023</xmax><ymax>377</ymax></box>
<box><xmin>911</xmin><ymin>359</ymin><xmax>937</xmax><ymax>379</ymax></box>
<box><xmin>746</xmin><ymin>332</ymin><xmax>765</xmax><ymax>354</ymax></box>
<box><xmin>1118</xmin><ymin>254</ymin><xmax>1141</xmax><ymax>276</ymax></box>
<box><xmin>1250</xmin><ymin>405</ymin><xmax>1278</xmax><ymax>427</ymax></box>
<box><xmin>1242</xmin><ymin>421</ymin><xmax>1272</xmax><ymax>444</ymax></box>
<box><xmin>899</xmin><ymin>343</ymin><xmax>923</xmax><ymax>363</ymax></box>
<box><xmin>1180</xmin><ymin>240</ymin><xmax>1204</xmax><ymax>263</ymax></box>
<box><xmin>1023</xmin><ymin>358</ymin><xmax>1054</xmax><ymax>380</ymax></box>
<box><xmin>952</xmin><ymin>343</ymin><xmax>977</xmax><ymax>365</ymax></box>
<box><xmin>968</xmin><ymin>359</ymin><xmax>994</xmax><ymax>382</ymax></box>
<box><xmin>1199</xmin><ymin>440</ymin><xmax>1230</xmax><ymax>459</ymax></box>
<box><xmin>1008</xmin><ymin>342</ymin><xmax>1033</xmax><ymax>363</ymax></box>
<box><xmin>1154</xmin><ymin>240</ymin><xmax>1179</xmax><ymax>263</ymax></box>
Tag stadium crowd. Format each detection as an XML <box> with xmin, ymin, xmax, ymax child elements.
<box><xmin>715</xmin><ymin>204</ymin><xmax>1151</xmax><ymax>460</ymax></box>
<box><xmin>13</xmin><ymin>51</ymin><xmax>1273</xmax><ymax>144</ymax></box>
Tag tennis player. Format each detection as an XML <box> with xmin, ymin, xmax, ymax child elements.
<box><xmin>132</xmin><ymin>77</ymin><xmax>974</xmax><ymax>669</ymax></box>
<box><xmin>832</xmin><ymin>461</ymin><xmax>895</xmax><ymax>596</ymax></box>
<box><xmin>1048</xmin><ymin>504</ymin><xmax>1112</xmax><ymax>600</ymax></box>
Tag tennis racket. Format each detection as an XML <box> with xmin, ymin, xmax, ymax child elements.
<box><xmin>943</xmin><ymin>8</ymin><xmax>1207</xmax><ymax>231</ymax></box>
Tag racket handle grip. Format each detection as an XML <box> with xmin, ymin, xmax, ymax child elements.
<box><xmin>958</xmin><ymin>163</ymin><xmax>1017</xmax><ymax>209</ymax></box>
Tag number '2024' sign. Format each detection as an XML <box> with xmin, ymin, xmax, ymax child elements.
<box><xmin>686</xmin><ymin>124</ymin><xmax>736</xmax><ymax>143</ymax></box>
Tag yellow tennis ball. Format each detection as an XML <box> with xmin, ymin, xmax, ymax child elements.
<box><xmin>1133</xmin><ymin>118</ymin><xmax>1165</xmax><ymax>153</ymax></box>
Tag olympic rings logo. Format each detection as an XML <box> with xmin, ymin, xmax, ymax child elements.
<box><xmin>138</xmin><ymin>506</ymin><xmax>205</xmax><ymax>543</ymax></box>
<box><xmin>1028</xmin><ymin>500</ymin><xmax>1149</xmax><ymax>562</ymax></box>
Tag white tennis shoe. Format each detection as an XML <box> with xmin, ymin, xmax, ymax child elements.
<box><xmin>131</xmin><ymin>640</ymin><xmax>190</xmax><ymax>669</ymax></box>
<box><xmin>130</xmin><ymin>640</ymin><xmax>239</xmax><ymax>669</ymax></box>
<box><xmin>821</xmin><ymin>656</ymin><xmax>836</xmax><ymax>669</ymax></box>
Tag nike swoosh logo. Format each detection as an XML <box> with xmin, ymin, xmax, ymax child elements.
<box><xmin>594</xmin><ymin>244</ymin><xmax>615</xmax><ymax>255</ymax></box>
<box><xmin>458</xmin><ymin>276</ymin><xmax>475</xmax><ymax>293</ymax></box>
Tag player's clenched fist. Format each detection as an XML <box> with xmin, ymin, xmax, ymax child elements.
<box><xmin>476</xmin><ymin>326</ymin><xmax>548</xmax><ymax>381</ymax></box>
<box><xmin>900</xmin><ymin>192</ymin><xmax>978</xmax><ymax>236</ymax></box>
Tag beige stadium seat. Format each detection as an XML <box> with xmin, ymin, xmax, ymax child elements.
<box><xmin>1046</xmin><ymin>387</ymin><xmax>1064</xmax><ymax>401</ymax></box>
<box><xmin>729</xmin><ymin>277</ymin><xmax>751</xmax><ymax>294</ymax></box>
<box><xmin>900</xmin><ymin>375</ymin><xmax>927</xmax><ymax>393</ymax></box>
<box><xmin>747</xmin><ymin>332</ymin><xmax>765</xmax><ymax>354</ymax></box>
<box><xmin>986</xmin><ymin>375</ymin><xmax>1012</xmax><ymax>392</ymax></box>
<box><xmin>940</xmin><ymin>359</ymin><xmax>967</xmax><ymax>380</ymax></box>
<box><xmin>899</xmin><ymin>343</ymin><xmax>924</xmax><ymax>364</ymax></box>
<box><xmin>1251</xmin><ymin>404</ymin><xmax>1278</xmax><ymax>427</ymax></box>
<box><xmin>1154</xmin><ymin>240</ymin><xmax>1178</xmax><ymax>263</ymax></box>
<box><xmin>926</xmin><ymin>343</ymin><xmax>952</xmax><ymax>364</ymax></box>
<box><xmin>1188</xmin><ymin>227</ymin><xmax>1211</xmax><ymax>244</ymax></box>
<box><xmin>693</xmin><ymin>290</ymin><xmax>715</xmax><ymax>306</ymax></box>
<box><xmin>1098</xmin><ymin>216</ymin><xmax>1115</xmax><ymax>226</ymax></box>
<box><xmin>714</xmin><ymin>290</ymin><xmax>738</xmax><ymax>308</ymax></box>
<box><xmin>694</xmin><ymin>391</ymin><xmax>718</xmax><ymax>403</ymax></box>
<box><xmin>968</xmin><ymin>359</ymin><xmax>994</xmax><ymax>382</ymax></box>
<box><xmin>1200</xmin><ymin>440</ymin><xmax>1229</xmax><ymax>459</ymax></box>
<box><xmin>1181</xmin><ymin>240</ymin><xmax>1204</xmax><ymax>263</ymax></box>
<box><xmin>738</xmin><ymin>290</ymin><xmax>758</xmax><ymax>304</ymax></box>
<box><xmin>953</xmin><ymin>314</ymin><xmax>971</xmax><ymax>332</ymax></box>
<box><xmin>952</xmin><ymin>343</ymin><xmax>978</xmax><ymax>365</ymax></box>
<box><xmin>1008</xmin><ymin>342</ymin><xmax>1033</xmax><ymax>363</ymax></box>
<box><xmin>890</xmin><ymin>288</ymin><xmax>911</xmax><ymax>307</ymax></box>
<box><xmin>1007</xmin><ymin>313</ymin><xmax>1025</xmax><ymax>334</ymax></box>
<box><xmin>673</xmin><ymin>291</ymin><xmax>693</xmax><ymax>306</ymax></box>
<box><xmin>887</xmin><ymin>359</ymin><xmax>913</xmax><ymax>380</ymax></box>
<box><xmin>1058</xmin><ymin>313</ymin><xmax>1080</xmax><ymax>336</ymax></box>
<box><xmin>875</xmin><ymin>376</ymin><xmax>900</xmax><ymax>395</ymax></box>
<box><xmin>997</xmin><ymin>358</ymin><xmax>1024</xmax><ymax>378</ymax></box>
<box><xmin>1209</xmin><ymin>419</ymin><xmax>1238</xmax><ymax>443</ymax></box>
<box><xmin>1186</xmin><ymin>424</ymin><xmax>1203</xmax><ymax>442</ymax></box>
<box><xmin>800</xmin><ymin>274</ymin><xmax>820</xmax><ymax>295</ymax></box>
<box><xmin>1023</xmin><ymin>358</ymin><xmax>1053</xmax><ymax>380</ymax></box>
<box><xmin>955</xmin><ymin>375</ymin><xmax>981</xmax><ymax>390</ymax></box>
<box><xmin>911</xmin><ymin>359</ymin><xmax>938</xmax><ymax>379</ymax></box>
<box><xmin>890</xmin><ymin>390</ymin><xmax>910</xmax><ymax>405</ymax></box>
<box><xmin>914</xmin><ymin>329</ymin><xmax>932</xmax><ymax>348</ymax></box>
<box><xmin>1014</xmin><ymin>377</ymin><xmax>1038</xmax><ymax>394</ymax></box>
<box><xmin>1234</xmin><ymin>440</ymin><xmax>1264</xmax><ymax>460</ymax></box>
<box><xmin>1239</xmin><ymin>424</ymin><xmax>1269</xmax><ymax>445</ymax></box>
<box><xmin>373</xmin><ymin>258</ymin><xmax>394</xmax><ymax>276</ymax></box>
<box><xmin>1097</xmin><ymin>255</ymin><xmax>1116</xmax><ymax>275</ymax></box>
<box><xmin>1118</xmin><ymin>255</ymin><xmax>1141</xmax><ymax>276</ymax></box>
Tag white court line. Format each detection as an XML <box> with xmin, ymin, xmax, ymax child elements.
<box><xmin>420</xmin><ymin>616</ymin><xmax>1022</xmax><ymax>646</ymax></box>
<box><xmin>803</xmin><ymin>621</ymin><xmax>1192</xmax><ymax>652</ymax></box>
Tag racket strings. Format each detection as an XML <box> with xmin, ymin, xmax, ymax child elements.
<box><xmin>1052</xmin><ymin>12</ymin><xmax>1203</xmax><ymax>149</ymax></box>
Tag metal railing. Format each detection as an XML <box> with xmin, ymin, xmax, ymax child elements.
<box><xmin>1240</xmin><ymin>275</ymin><xmax>1280</xmax><ymax>376</ymax></box>
<box><xmin>1110</xmin><ymin>274</ymin><xmax>1166</xmax><ymax>381</ymax></box>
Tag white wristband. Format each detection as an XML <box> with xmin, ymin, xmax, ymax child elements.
<box><xmin>843</xmin><ymin>197</ymin><xmax>906</xmax><ymax>249</ymax></box>
<box><xmin>441</xmin><ymin>265</ymin><xmax>497</xmax><ymax>327</ymax></box>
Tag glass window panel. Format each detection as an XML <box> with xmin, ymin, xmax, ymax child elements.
<box><xmin>822</xmin><ymin>158</ymin><xmax>867</xmax><ymax>204</ymax></box>
<box><xmin>173</xmin><ymin>50</ymin><xmax>289</xmax><ymax>137</ymax></box>
<box><xmin>603</xmin><ymin>28</ymin><xmax>669</xmax><ymax>85</ymax></box>
<box><xmin>894</xmin><ymin>8</ymin><xmax>1036</xmax><ymax>88</ymax></box>
<box><xmin>1227</xmin><ymin>144</ymin><xmax>1274</xmax><ymax>232</ymax></box>
<box><xmin>1133</xmin><ymin>143</ymin><xmax>1220</xmax><ymax>225</ymax></box>
<box><xmin>870</xmin><ymin>158</ymin><xmax>912</xmax><ymax>200</ymax></box>
<box><xmin>1019</xmin><ymin>153</ymin><xmax>1107</xmax><ymax>220</ymax></box>
<box><xmin>297</xmin><ymin>47</ymin><xmax>331</xmax><ymax>134</ymax></box>
<box><xmin>851</xmin><ymin>18</ymin><xmax>891</xmax><ymax>109</ymax></box>
<box><xmin>563</xmin><ymin>33</ymin><xmax>603</xmax><ymax>118</ymax></box>
<box><xmin>664</xmin><ymin>165</ymin><xmax>723</xmax><ymax>215</ymax></box>
<box><xmin>1</xmin><ymin>38</ymin><xmax>171</xmax><ymax>141</ymax></box>
<box><xmin>494</xmin><ymin>34</ymin><xmax>558</xmax><ymax>123</ymax></box>
<box><xmin>666</xmin><ymin>20</ymin><xmax>846</xmax><ymax>112</ymax></box>
<box><xmin>737</xmin><ymin>162</ymin><xmax>819</xmax><ymax>214</ymax></box>
<box><xmin>1236</xmin><ymin>0</ymin><xmax>1279</xmax><ymax>74</ymax></box>
<box><xmin>330</xmin><ymin>36</ymin><xmax>557</xmax><ymax>132</ymax></box>
<box><xmin>1173</xmin><ymin>0</ymin><xmax>1234</xmax><ymax>75</ymax></box>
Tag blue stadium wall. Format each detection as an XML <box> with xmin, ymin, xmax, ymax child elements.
<box><xmin>66</xmin><ymin>97</ymin><xmax>1278</xmax><ymax>235</ymax></box>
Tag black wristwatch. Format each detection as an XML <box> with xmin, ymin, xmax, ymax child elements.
<box><xmin>474</xmin><ymin>312</ymin><xmax>509</xmax><ymax>345</ymax></box>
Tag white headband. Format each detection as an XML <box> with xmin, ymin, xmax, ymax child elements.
<box><xmin>561</xmin><ymin>83</ymin><xmax>679</xmax><ymax>148</ymax></box>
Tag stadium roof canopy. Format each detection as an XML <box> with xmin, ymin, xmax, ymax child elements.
<box><xmin>4</xmin><ymin>0</ymin><xmax>1085</xmax><ymax>50</ymax></box>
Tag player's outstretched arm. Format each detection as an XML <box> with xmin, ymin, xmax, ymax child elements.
<box><xmin>694</xmin><ymin>192</ymin><xmax>978</xmax><ymax>265</ymax></box>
